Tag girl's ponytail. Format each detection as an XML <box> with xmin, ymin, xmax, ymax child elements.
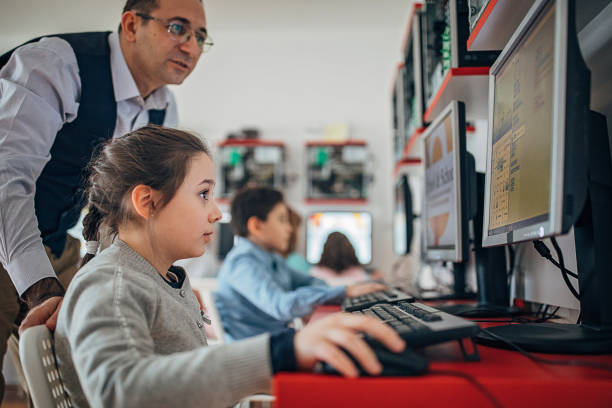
<box><xmin>79</xmin><ymin>205</ymin><xmax>103</xmax><ymax>268</ymax></box>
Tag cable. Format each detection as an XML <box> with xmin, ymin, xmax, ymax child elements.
<box><xmin>532</xmin><ymin>240</ymin><xmax>578</xmax><ymax>278</ymax></box>
<box><xmin>427</xmin><ymin>369</ymin><xmax>504</xmax><ymax>408</ymax></box>
<box><xmin>507</xmin><ymin>245</ymin><xmax>516</xmax><ymax>286</ymax></box>
<box><xmin>479</xmin><ymin>328</ymin><xmax>612</xmax><ymax>371</ymax></box>
<box><xmin>533</xmin><ymin>240</ymin><xmax>580</xmax><ymax>300</ymax></box>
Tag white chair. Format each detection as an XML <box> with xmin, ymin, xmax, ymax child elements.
<box><xmin>190</xmin><ymin>277</ymin><xmax>226</xmax><ymax>344</ymax></box>
<box><xmin>19</xmin><ymin>325</ymin><xmax>72</xmax><ymax>408</ymax></box>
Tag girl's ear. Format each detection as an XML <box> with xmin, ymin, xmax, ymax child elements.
<box><xmin>131</xmin><ymin>185</ymin><xmax>161</xmax><ymax>220</ymax></box>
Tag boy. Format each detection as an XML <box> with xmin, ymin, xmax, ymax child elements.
<box><xmin>215</xmin><ymin>187</ymin><xmax>386</xmax><ymax>342</ymax></box>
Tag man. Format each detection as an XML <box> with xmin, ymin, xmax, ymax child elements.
<box><xmin>0</xmin><ymin>0</ymin><xmax>209</xmax><ymax>401</ymax></box>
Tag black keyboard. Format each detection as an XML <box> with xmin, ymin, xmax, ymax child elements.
<box><xmin>341</xmin><ymin>288</ymin><xmax>415</xmax><ymax>312</ymax></box>
<box><xmin>352</xmin><ymin>301</ymin><xmax>479</xmax><ymax>347</ymax></box>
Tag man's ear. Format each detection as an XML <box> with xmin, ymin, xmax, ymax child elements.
<box><xmin>120</xmin><ymin>11</ymin><xmax>139</xmax><ymax>43</ymax></box>
<box><xmin>131</xmin><ymin>185</ymin><xmax>161</xmax><ymax>220</ymax></box>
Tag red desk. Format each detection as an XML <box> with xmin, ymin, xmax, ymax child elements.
<box><xmin>273</xmin><ymin>306</ymin><xmax>612</xmax><ymax>408</ymax></box>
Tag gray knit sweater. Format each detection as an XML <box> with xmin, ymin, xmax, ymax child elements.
<box><xmin>54</xmin><ymin>240</ymin><xmax>272</xmax><ymax>408</ymax></box>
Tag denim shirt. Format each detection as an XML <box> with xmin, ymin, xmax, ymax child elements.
<box><xmin>215</xmin><ymin>237</ymin><xmax>346</xmax><ymax>342</ymax></box>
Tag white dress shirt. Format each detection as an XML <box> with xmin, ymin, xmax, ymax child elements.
<box><xmin>0</xmin><ymin>32</ymin><xmax>178</xmax><ymax>295</ymax></box>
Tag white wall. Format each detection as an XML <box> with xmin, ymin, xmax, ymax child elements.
<box><xmin>1</xmin><ymin>1</ymin><xmax>413</xmax><ymax>278</ymax></box>
<box><xmin>172</xmin><ymin>27</ymin><xmax>409</xmax><ymax>277</ymax></box>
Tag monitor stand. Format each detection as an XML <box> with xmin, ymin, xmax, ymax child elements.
<box><xmin>476</xmin><ymin>111</ymin><xmax>612</xmax><ymax>354</ymax></box>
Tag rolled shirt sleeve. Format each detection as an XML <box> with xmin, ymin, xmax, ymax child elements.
<box><xmin>0</xmin><ymin>37</ymin><xmax>81</xmax><ymax>295</ymax></box>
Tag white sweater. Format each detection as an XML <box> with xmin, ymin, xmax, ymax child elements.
<box><xmin>55</xmin><ymin>240</ymin><xmax>272</xmax><ymax>408</ymax></box>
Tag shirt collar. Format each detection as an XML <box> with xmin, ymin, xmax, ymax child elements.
<box><xmin>108</xmin><ymin>32</ymin><xmax>171</xmax><ymax>109</ymax></box>
<box><xmin>235</xmin><ymin>236</ymin><xmax>281</xmax><ymax>267</ymax></box>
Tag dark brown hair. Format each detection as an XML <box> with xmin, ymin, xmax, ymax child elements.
<box><xmin>122</xmin><ymin>0</ymin><xmax>159</xmax><ymax>14</ymax></box>
<box><xmin>118</xmin><ymin>0</ymin><xmax>160</xmax><ymax>32</ymax></box>
<box><xmin>80</xmin><ymin>125</ymin><xmax>209</xmax><ymax>267</ymax></box>
<box><xmin>317</xmin><ymin>231</ymin><xmax>361</xmax><ymax>273</ymax></box>
<box><xmin>230</xmin><ymin>187</ymin><xmax>284</xmax><ymax>237</ymax></box>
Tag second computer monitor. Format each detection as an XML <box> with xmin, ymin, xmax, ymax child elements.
<box><xmin>393</xmin><ymin>174</ymin><xmax>415</xmax><ymax>256</ymax></box>
<box><xmin>422</xmin><ymin>100</ymin><xmax>470</xmax><ymax>263</ymax></box>
<box><xmin>305</xmin><ymin>211</ymin><xmax>372</xmax><ymax>265</ymax></box>
<box><xmin>482</xmin><ymin>0</ymin><xmax>582</xmax><ymax>246</ymax></box>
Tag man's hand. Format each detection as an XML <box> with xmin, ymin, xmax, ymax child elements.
<box><xmin>19</xmin><ymin>296</ymin><xmax>63</xmax><ymax>335</ymax></box>
<box><xmin>346</xmin><ymin>282</ymin><xmax>387</xmax><ymax>297</ymax></box>
<box><xmin>293</xmin><ymin>313</ymin><xmax>405</xmax><ymax>378</ymax></box>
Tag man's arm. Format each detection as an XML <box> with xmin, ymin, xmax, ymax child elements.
<box><xmin>0</xmin><ymin>37</ymin><xmax>80</xmax><ymax>301</ymax></box>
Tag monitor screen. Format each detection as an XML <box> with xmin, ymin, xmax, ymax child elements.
<box><xmin>422</xmin><ymin>101</ymin><xmax>466</xmax><ymax>262</ymax></box>
<box><xmin>393</xmin><ymin>175</ymin><xmax>414</xmax><ymax>255</ymax></box>
<box><xmin>306</xmin><ymin>212</ymin><xmax>372</xmax><ymax>265</ymax></box>
<box><xmin>484</xmin><ymin>1</ymin><xmax>556</xmax><ymax>244</ymax></box>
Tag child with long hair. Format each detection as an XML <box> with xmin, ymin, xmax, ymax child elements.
<box><xmin>310</xmin><ymin>231</ymin><xmax>370</xmax><ymax>286</ymax></box>
<box><xmin>53</xmin><ymin>125</ymin><xmax>404</xmax><ymax>408</ymax></box>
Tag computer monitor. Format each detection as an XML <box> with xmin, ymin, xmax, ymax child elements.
<box><xmin>306</xmin><ymin>211</ymin><xmax>372</xmax><ymax>265</ymax></box>
<box><xmin>403</xmin><ymin>11</ymin><xmax>425</xmax><ymax>139</ymax></box>
<box><xmin>217</xmin><ymin>212</ymin><xmax>235</xmax><ymax>261</ymax></box>
<box><xmin>393</xmin><ymin>174</ymin><xmax>415</xmax><ymax>256</ymax></box>
<box><xmin>420</xmin><ymin>0</ymin><xmax>499</xmax><ymax>106</ymax></box>
<box><xmin>392</xmin><ymin>66</ymin><xmax>406</xmax><ymax>161</ymax></box>
<box><xmin>479</xmin><ymin>0</ymin><xmax>612</xmax><ymax>353</ymax></box>
<box><xmin>422</xmin><ymin>100</ymin><xmax>475</xmax><ymax>264</ymax></box>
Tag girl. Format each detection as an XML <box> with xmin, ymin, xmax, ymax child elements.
<box><xmin>311</xmin><ymin>231</ymin><xmax>370</xmax><ymax>286</ymax></box>
<box><xmin>53</xmin><ymin>125</ymin><xmax>404</xmax><ymax>408</ymax></box>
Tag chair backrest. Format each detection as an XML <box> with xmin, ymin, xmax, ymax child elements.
<box><xmin>19</xmin><ymin>325</ymin><xmax>72</xmax><ymax>408</ymax></box>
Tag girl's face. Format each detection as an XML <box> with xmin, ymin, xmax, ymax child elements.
<box><xmin>152</xmin><ymin>152</ymin><xmax>222</xmax><ymax>261</ymax></box>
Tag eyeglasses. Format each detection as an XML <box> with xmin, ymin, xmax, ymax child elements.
<box><xmin>135</xmin><ymin>12</ymin><xmax>214</xmax><ymax>53</ymax></box>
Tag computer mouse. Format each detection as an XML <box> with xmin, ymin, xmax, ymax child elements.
<box><xmin>317</xmin><ymin>338</ymin><xmax>429</xmax><ymax>377</ymax></box>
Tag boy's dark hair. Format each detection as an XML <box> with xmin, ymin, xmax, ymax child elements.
<box><xmin>317</xmin><ymin>231</ymin><xmax>361</xmax><ymax>273</ymax></box>
<box><xmin>230</xmin><ymin>187</ymin><xmax>284</xmax><ymax>237</ymax></box>
<box><xmin>80</xmin><ymin>125</ymin><xmax>209</xmax><ymax>267</ymax></box>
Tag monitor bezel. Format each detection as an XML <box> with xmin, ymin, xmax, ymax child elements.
<box><xmin>422</xmin><ymin>100</ymin><xmax>465</xmax><ymax>262</ymax></box>
<box><xmin>304</xmin><ymin>210</ymin><xmax>373</xmax><ymax>265</ymax></box>
<box><xmin>393</xmin><ymin>174</ymin><xmax>414</xmax><ymax>256</ymax></box>
<box><xmin>409</xmin><ymin>11</ymin><xmax>425</xmax><ymax>131</ymax></box>
<box><xmin>482</xmin><ymin>0</ymin><xmax>568</xmax><ymax>248</ymax></box>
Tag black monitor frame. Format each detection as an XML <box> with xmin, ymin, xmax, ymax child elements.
<box><xmin>393</xmin><ymin>174</ymin><xmax>415</xmax><ymax>256</ymax></box>
<box><xmin>478</xmin><ymin>0</ymin><xmax>612</xmax><ymax>353</ymax></box>
<box><xmin>403</xmin><ymin>10</ymin><xmax>426</xmax><ymax>137</ymax></box>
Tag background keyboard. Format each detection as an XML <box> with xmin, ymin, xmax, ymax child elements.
<box><xmin>352</xmin><ymin>301</ymin><xmax>479</xmax><ymax>347</ymax></box>
<box><xmin>341</xmin><ymin>288</ymin><xmax>414</xmax><ymax>312</ymax></box>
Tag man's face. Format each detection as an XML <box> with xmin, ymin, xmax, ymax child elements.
<box><xmin>135</xmin><ymin>0</ymin><xmax>207</xmax><ymax>86</ymax></box>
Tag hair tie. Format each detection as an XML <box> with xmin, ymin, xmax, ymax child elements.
<box><xmin>85</xmin><ymin>241</ymin><xmax>99</xmax><ymax>255</ymax></box>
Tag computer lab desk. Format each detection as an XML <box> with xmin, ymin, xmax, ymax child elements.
<box><xmin>273</xmin><ymin>305</ymin><xmax>612</xmax><ymax>408</ymax></box>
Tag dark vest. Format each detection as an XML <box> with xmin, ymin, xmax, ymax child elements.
<box><xmin>0</xmin><ymin>32</ymin><xmax>166</xmax><ymax>257</ymax></box>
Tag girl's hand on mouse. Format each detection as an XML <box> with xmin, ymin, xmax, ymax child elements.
<box><xmin>293</xmin><ymin>313</ymin><xmax>405</xmax><ymax>377</ymax></box>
